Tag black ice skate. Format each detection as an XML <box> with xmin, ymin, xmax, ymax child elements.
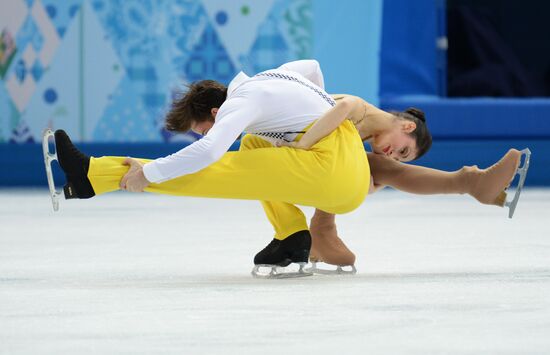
<box><xmin>42</xmin><ymin>129</ymin><xmax>95</xmax><ymax>211</ymax></box>
<box><xmin>251</xmin><ymin>230</ymin><xmax>313</xmax><ymax>279</ymax></box>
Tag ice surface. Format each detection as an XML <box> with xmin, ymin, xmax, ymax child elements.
<box><xmin>1</xmin><ymin>189</ymin><xmax>550</xmax><ymax>354</ymax></box>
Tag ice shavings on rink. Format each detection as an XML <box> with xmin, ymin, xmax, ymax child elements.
<box><xmin>1</xmin><ymin>189</ymin><xmax>550</xmax><ymax>354</ymax></box>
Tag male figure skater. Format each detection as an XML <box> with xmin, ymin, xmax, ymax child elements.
<box><xmin>49</xmin><ymin>60</ymin><xmax>385</xmax><ymax>277</ymax></box>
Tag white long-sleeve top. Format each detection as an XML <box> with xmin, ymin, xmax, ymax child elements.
<box><xmin>143</xmin><ymin>60</ymin><xmax>334</xmax><ymax>183</ymax></box>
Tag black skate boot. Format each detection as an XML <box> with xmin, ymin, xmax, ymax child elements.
<box><xmin>54</xmin><ymin>130</ymin><xmax>95</xmax><ymax>199</ymax></box>
<box><xmin>251</xmin><ymin>230</ymin><xmax>313</xmax><ymax>278</ymax></box>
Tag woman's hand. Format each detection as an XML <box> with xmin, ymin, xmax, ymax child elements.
<box><xmin>275</xmin><ymin>140</ymin><xmax>309</xmax><ymax>150</ymax></box>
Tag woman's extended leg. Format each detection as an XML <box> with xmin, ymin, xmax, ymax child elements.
<box><xmin>367</xmin><ymin>149</ymin><xmax>521</xmax><ymax>206</ymax></box>
<box><xmin>307</xmin><ymin>149</ymin><xmax>522</xmax><ymax>268</ymax></box>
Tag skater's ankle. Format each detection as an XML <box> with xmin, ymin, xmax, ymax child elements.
<box><xmin>461</xmin><ymin>150</ymin><xmax>521</xmax><ymax>206</ymax></box>
<box><xmin>310</xmin><ymin>216</ymin><xmax>337</xmax><ymax>231</ymax></box>
<box><xmin>455</xmin><ymin>165</ymin><xmax>479</xmax><ymax>195</ymax></box>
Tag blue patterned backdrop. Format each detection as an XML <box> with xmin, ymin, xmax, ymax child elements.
<box><xmin>0</xmin><ymin>0</ymin><xmax>312</xmax><ymax>143</ymax></box>
<box><xmin>1</xmin><ymin>0</ymin><xmax>549</xmax><ymax>186</ymax></box>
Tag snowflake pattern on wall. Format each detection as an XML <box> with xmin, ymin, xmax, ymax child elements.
<box><xmin>0</xmin><ymin>0</ymin><xmax>312</xmax><ymax>143</ymax></box>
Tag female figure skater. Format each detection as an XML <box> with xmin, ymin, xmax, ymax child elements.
<box><xmin>277</xmin><ymin>94</ymin><xmax>526</xmax><ymax>270</ymax></box>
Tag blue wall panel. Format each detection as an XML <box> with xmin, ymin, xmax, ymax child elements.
<box><xmin>1</xmin><ymin>139</ymin><xmax>549</xmax><ymax>187</ymax></box>
<box><xmin>313</xmin><ymin>0</ymin><xmax>382</xmax><ymax>105</ymax></box>
<box><xmin>381</xmin><ymin>97</ymin><xmax>550</xmax><ymax>139</ymax></box>
<box><xmin>380</xmin><ymin>0</ymin><xmax>438</xmax><ymax>98</ymax></box>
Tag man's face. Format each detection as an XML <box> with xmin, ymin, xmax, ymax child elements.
<box><xmin>190</xmin><ymin>108</ymin><xmax>218</xmax><ymax>136</ymax></box>
<box><xmin>191</xmin><ymin>119</ymin><xmax>215</xmax><ymax>136</ymax></box>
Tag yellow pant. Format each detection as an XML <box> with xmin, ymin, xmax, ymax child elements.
<box><xmin>88</xmin><ymin>120</ymin><xmax>370</xmax><ymax>239</ymax></box>
<box><xmin>238</xmin><ymin>134</ymin><xmax>311</xmax><ymax>239</ymax></box>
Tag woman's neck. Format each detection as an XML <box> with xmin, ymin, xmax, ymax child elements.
<box><xmin>356</xmin><ymin>108</ymin><xmax>394</xmax><ymax>141</ymax></box>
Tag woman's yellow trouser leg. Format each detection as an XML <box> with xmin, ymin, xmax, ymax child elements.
<box><xmin>88</xmin><ymin>121</ymin><xmax>370</xmax><ymax>221</ymax></box>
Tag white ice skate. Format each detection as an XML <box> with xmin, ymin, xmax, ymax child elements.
<box><xmin>251</xmin><ymin>263</ymin><xmax>313</xmax><ymax>279</ymax></box>
<box><xmin>42</xmin><ymin>129</ymin><xmax>62</xmax><ymax>212</ymax></box>
<box><xmin>305</xmin><ymin>262</ymin><xmax>357</xmax><ymax>276</ymax></box>
<box><xmin>505</xmin><ymin>148</ymin><xmax>531</xmax><ymax>218</ymax></box>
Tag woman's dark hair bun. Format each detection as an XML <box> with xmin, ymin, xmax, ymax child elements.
<box><xmin>405</xmin><ymin>107</ymin><xmax>426</xmax><ymax>123</ymax></box>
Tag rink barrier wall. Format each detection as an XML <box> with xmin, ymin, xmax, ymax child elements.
<box><xmin>1</xmin><ymin>139</ymin><xmax>549</xmax><ymax>187</ymax></box>
<box><xmin>380</xmin><ymin>97</ymin><xmax>550</xmax><ymax>139</ymax></box>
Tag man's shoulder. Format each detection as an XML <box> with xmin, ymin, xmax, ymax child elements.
<box><xmin>227</xmin><ymin>71</ymin><xmax>251</xmax><ymax>96</ymax></box>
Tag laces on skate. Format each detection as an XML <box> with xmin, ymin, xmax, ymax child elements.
<box><xmin>504</xmin><ymin>148</ymin><xmax>531</xmax><ymax>218</ymax></box>
<box><xmin>251</xmin><ymin>263</ymin><xmax>313</xmax><ymax>279</ymax></box>
<box><xmin>42</xmin><ymin>129</ymin><xmax>62</xmax><ymax>211</ymax></box>
<box><xmin>305</xmin><ymin>261</ymin><xmax>357</xmax><ymax>275</ymax></box>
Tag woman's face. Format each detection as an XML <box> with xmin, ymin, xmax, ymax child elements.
<box><xmin>371</xmin><ymin>121</ymin><xmax>418</xmax><ymax>162</ymax></box>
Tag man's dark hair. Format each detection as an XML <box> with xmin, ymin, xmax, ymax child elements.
<box><xmin>165</xmin><ymin>80</ymin><xmax>228</xmax><ymax>132</ymax></box>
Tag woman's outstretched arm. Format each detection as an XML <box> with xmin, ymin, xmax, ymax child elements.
<box><xmin>278</xmin><ymin>96</ymin><xmax>357</xmax><ymax>149</ymax></box>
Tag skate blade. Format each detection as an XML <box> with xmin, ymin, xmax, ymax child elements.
<box><xmin>504</xmin><ymin>148</ymin><xmax>531</xmax><ymax>219</ymax></box>
<box><xmin>305</xmin><ymin>262</ymin><xmax>357</xmax><ymax>275</ymax></box>
<box><xmin>251</xmin><ymin>263</ymin><xmax>313</xmax><ymax>279</ymax></box>
<box><xmin>42</xmin><ymin>129</ymin><xmax>62</xmax><ymax>212</ymax></box>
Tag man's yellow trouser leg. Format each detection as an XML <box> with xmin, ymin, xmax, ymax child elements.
<box><xmin>238</xmin><ymin>134</ymin><xmax>308</xmax><ymax>240</ymax></box>
<box><xmin>88</xmin><ymin>121</ymin><xmax>370</xmax><ymax>228</ymax></box>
